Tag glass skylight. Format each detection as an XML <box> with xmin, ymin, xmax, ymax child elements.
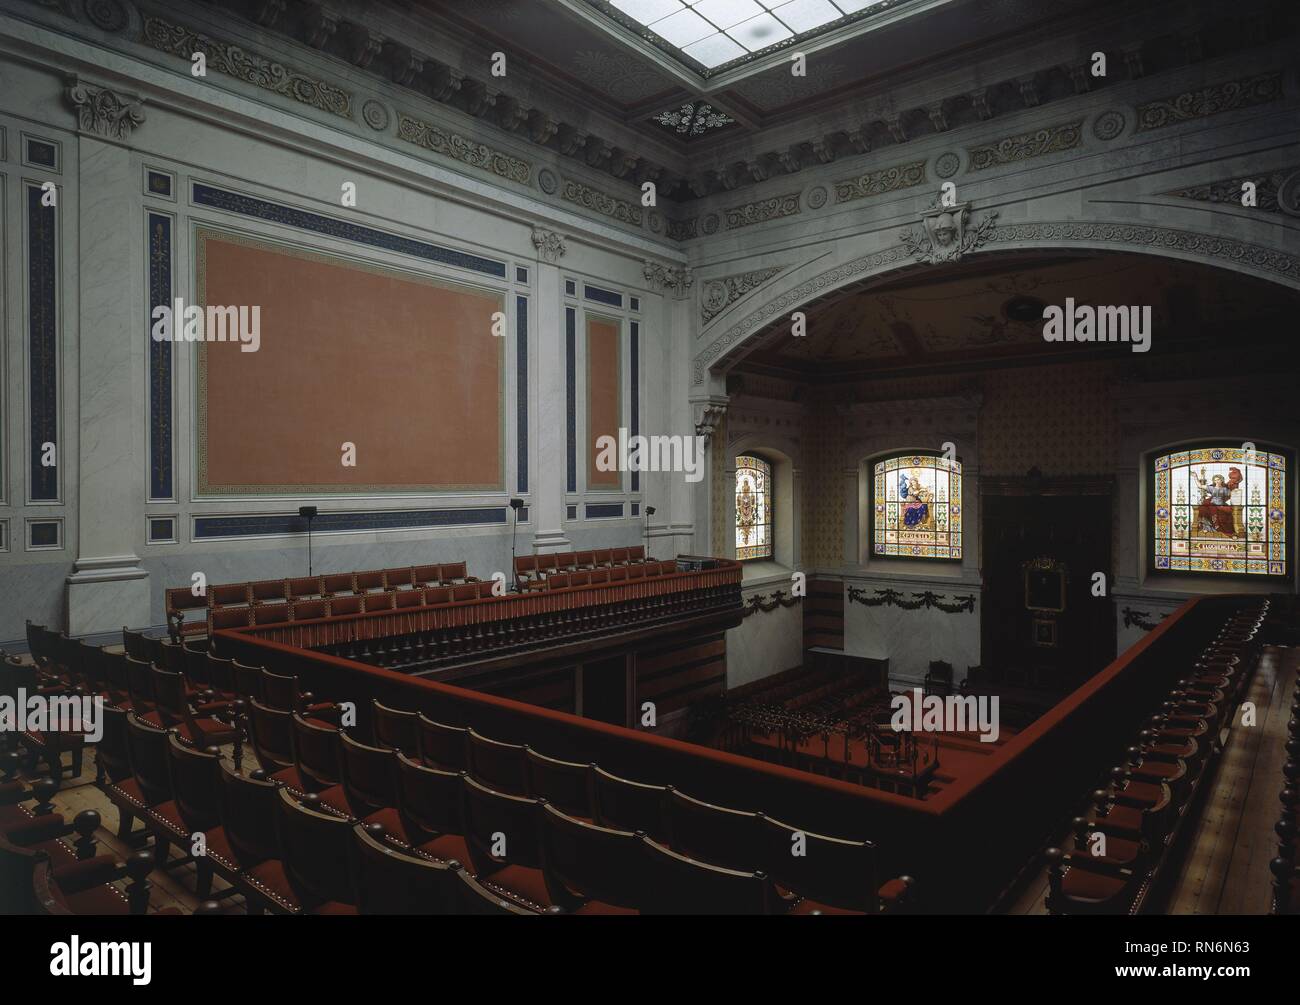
<box><xmin>607</xmin><ymin>0</ymin><xmax>888</xmax><ymax>67</ymax></box>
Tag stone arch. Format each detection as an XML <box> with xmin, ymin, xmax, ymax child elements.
<box><xmin>693</xmin><ymin>218</ymin><xmax>1300</xmax><ymax>388</ymax></box>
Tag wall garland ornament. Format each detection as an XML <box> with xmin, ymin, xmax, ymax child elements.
<box><xmin>397</xmin><ymin>115</ymin><xmax>530</xmax><ymax>185</ymax></box>
<box><xmin>847</xmin><ymin>587</ymin><xmax>977</xmax><ymax>613</ymax></box>
<box><xmin>142</xmin><ymin>16</ymin><xmax>352</xmax><ymax>119</ymax></box>
<box><xmin>741</xmin><ymin>591</ymin><xmax>802</xmax><ymax>617</ymax></box>
<box><xmin>1121</xmin><ymin>607</ymin><xmax>1168</xmax><ymax>631</ymax></box>
<box><xmin>701</xmin><ymin>267</ymin><xmax>787</xmax><ymax>323</ymax></box>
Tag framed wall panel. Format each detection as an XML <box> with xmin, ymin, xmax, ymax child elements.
<box><xmin>586</xmin><ymin>314</ymin><xmax>622</xmax><ymax>491</ymax></box>
<box><xmin>194</xmin><ymin>227</ymin><xmax>505</xmax><ymax>495</ymax></box>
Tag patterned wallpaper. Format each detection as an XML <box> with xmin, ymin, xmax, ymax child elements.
<box><xmin>979</xmin><ymin>360</ymin><xmax>1119</xmax><ymax>476</ymax></box>
<box><xmin>803</xmin><ymin>402</ymin><xmax>846</xmax><ymax>568</ymax></box>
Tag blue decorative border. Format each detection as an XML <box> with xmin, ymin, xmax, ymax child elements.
<box><xmin>566</xmin><ymin>306</ymin><xmax>577</xmax><ymax>494</ymax></box>
<box><xmin>584</xmin><ymin>283</ymin><xmax>623</xmax><ymax>307</ymax></box>
<box><xmin>148</xmin><ymin>212</ymin><xmax>174</xmax><ymax>500</ymax></box>
<box><xmin>194</xmin><ymin>507</ymin><xmax>509</xmax><ymax>540</ymax></box>
<box><xmin>191</xmin><ymin>183</ymin><xmax>506</xmax><ymax>278</ymax></box>
<box><xmin>630</xmin><ymin>320</ymin><xmax>640</xmax><ymax>493</ymax></box>
<box><xmin>516</xmin><ymin>295</ymin><xmax>528</xmax><ymax>494</ymax></box>
<box><xmin>586</xmin><ymin>503</ymin><xmax>625</xmax><ymax>519</ymax></box>
<box><xmin>27</xmin><ymin>184</ymin><xmax>58</xmax><ymax>502</ymax></box>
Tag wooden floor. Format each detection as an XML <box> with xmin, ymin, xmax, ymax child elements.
<box><xmin>1007</xmin><ymin>645</ymin><xmax>1296</xmax><ymax>915</ymax></box>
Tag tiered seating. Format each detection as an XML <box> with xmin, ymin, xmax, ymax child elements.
<box><xmin>1045</xmin><ymin>601</ymin><xmax>1268</xmax><ymax>914</ymax></box>
<box><xmin>36</xmin><ymin>637</ymin><xmax>911</xmax><ymax>914</ymax></box>
<box><xmin>167</xmin><ymin>562</ymin><xmax>479</xmax><ymax>639</ymax></box>
<box><xmin>515</xmin><ymin>546</ymin><xmax>651</xmax><ymax>589</ymax></box>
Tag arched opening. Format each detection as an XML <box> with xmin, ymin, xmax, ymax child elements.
<box><xmin>713</xmin><ymin>247</ymin><xmax>1300</xmax><ymax>688</ymax></box>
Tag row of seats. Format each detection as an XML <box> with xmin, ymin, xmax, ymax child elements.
<box><xmin>1044</xmin><ymin>602</ymin><xmax>1267</xmax><ymax>914</ymax></box>
<box><xmin>515</xmin><ymin>546</ymin><xmax>649</xmax><ymax>583</ymax></box>
<box><xmin>208</xmin><ymin>581</ymin><xmax>501</xmax><ymax>632</ymax></box>
<box><xmin>15</xmin><ymin>627</ymin><xmax>914</xmax><ymax>914</ymax></box>
<box><xmin>0</xmin><ymin>756</ymin><xmax>168</xmax><ymax>915</ymax></box>
<box><xmin>166</xmin><ymin>562</ymin><xmax>477</xmax><ymax>639</ymax></box>
<box><xmin>524</xmin><ymin>560</ymin><xmax>679</xmax><ymax>592</ymax></box>
<box><xmin>1271</xmin><ymin>655</ymin><xmax>1299</xmax><ymax>914</ymax></box>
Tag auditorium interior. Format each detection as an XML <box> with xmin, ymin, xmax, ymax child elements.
<box><xmin>1</xmin><ymin>0</ymin><xmax>1299</xmax><ymax>919</ymax></box>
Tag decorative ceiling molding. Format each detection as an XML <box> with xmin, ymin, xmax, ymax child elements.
<box><xmin>1166</xmin><ymin>167</ymin><xmax>1300</xmax><ymax>217</ymax></box>
<box><xmin>693</xmin><ymin>220</ymin><xmax>1300</xmax><ymax>384</ymax></box>
<box><xmin>724</xmin><ymin>192</ymin><xmax>801</xmax><ymax>231</ymax></box>
<box><xmin>142</xmin><ymin>15</ymin><xmax>352</xmax><ymax>119</ymax></box>
<box><xmin>701</xmin><ymin>267</ymin><xmax>787</xmax><ymax>324</ymax></box>
<box><xmin>966</xmin><ymin>120</ymin><xmax>1082</xmax><ymax>172</ymax></box>
<box><xmin>396</xmin><ymin>114</ymin><xmax>530</xmax><ymax>185</ymax></box>
<box><xmin>65</xmin><ymin>76</ymin><xmax>144</xmax><ymax>139</ymax></box>
<box><xmin>562</xmin><ymin>178</ymin><xmax>643</xmax><ymax>227</ymax></box>
<box><xmin>1135</xmin><ymin>71</ymin><xmax>1282</xmax><ymax>132</ymax></box>
<box><xmin>834</xmin><ymin>160</ymin><xmax>927</xmax><ymax>205</ymax></box>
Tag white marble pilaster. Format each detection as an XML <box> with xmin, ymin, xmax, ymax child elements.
<box><xmin>531</xmin><ymin>255</ymin><xmax>570</xmax><ymax>553</ymax></box>
<box><xmin>66</xmin><ymin>133</ymin><xmax>149</xmax><ymax>634</ymax></box>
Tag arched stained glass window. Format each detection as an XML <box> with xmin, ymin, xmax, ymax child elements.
<box><xmin>1152</xmin><ymin>445</ymin><xmax>1287</xmax><ymax>576</ymax></box>
<box><xmin>735</xmin><ymin>455</ymin><xmax>772</xmax><ymax>561</ymax></box>
<box><xmin>872</xmin><ymin>453</ymin><xmax>962</xmax><ymax>560</ymax></box>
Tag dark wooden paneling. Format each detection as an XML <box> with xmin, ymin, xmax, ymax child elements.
<box><xmin>804</xmin><ymin>578</ymin><xmax>844</xmax><ymax>650</ymax></box>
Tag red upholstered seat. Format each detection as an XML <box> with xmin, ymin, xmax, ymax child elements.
<box><xmin>1059</xmin><ymin>862</ymin><xmax>1130</xmax><ymax>904</ymax></box>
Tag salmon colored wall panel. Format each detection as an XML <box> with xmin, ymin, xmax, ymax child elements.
<box><xmin>586</xmin><ymin>316</ymin><xmax>621</xmax><ymax>489</ymax></box>
<box><xmin>196</xmin><ymin>229</ymin><xmax>504</xmax><ymax>494</ymax></box>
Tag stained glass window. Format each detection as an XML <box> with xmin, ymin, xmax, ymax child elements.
<box><xmin>735</xmin><ymin>455</ymin><xmax>772</xmax><ymax>561</ymax></box>
<box><xmin>1152</xmin><ymin>445</ymin><xmax>1287</xmax><ymax>576</ymax></box>
<box><xmin>872</xmin><ymin>454</ymin><xmax>962</xmax><ymax>560</ymax></box>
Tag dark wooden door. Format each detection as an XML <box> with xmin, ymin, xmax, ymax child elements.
<box><xmin>980</xmin><ymin>486</ymin><xmax>1115</xmax><ymax>692</ymax></box>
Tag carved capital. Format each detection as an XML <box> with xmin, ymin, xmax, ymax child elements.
<box><xmin>643</xmin><ymin>261</ymin><xmax>694</xmax><ymax>300</ymax></box>
<box><xmin>531</xmin><ymin>227</ymin><xmax>566</xmax><ymax>263</ymax></box>
<box><xmin>692</xmin><ymin>399</ymin><xmax>729</xmax><ymax>443</ymax></box>
<box><xmin>65</xmin><ymin>77</ymin><xmax>144</xmax><ymax>140</ymax></box>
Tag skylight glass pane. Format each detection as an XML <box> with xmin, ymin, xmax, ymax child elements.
<box><xmin>651</xmin><ymin>7</ymin><xmax>716</xmax><ymax>46</ymax></box>
<box><xmin>771</xmin><ymin>0</ymin><xmax>842</xmax><ymax>32</ymax></box>
<box><xmin>694</xmin><ymin>0</ymin><xmax>764</xmax><ymax>29</ymax></box>
<box><xmin>727</xmin><ymin>11</ymin><xmax>793</xmax><ymax>50</ymax></box>
<box><xmin>612</xmin><ymin>0</ymin><xmax>685</xmax><ymax>23</ymax></box>
<box><xmin>831</xmin><ymin>0</ymin><xmax>879</xmax><ymax>11</ymax></box>
<box><xmin>683</xmin><ymin>32</ymin><xmax>748</xmax><ymax>66</ymax></box>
